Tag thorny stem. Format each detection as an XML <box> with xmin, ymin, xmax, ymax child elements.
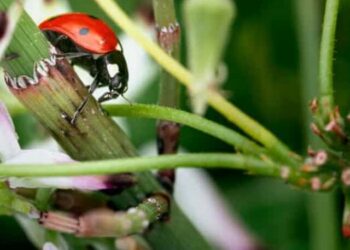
<box><xmin>104</xmin><ymin>104</ymin><xmax>267</xmax><ymax>156</ymax></box>
<box><xmin>94</xmin><ymin>0</ymin><xmax>301</xmax><ymax>168</ymax></box>
<box><xmin>152</xmin><ymin>0</ymin><xmax>181</xmax><ymax>190</ymax></box>
<box><xmin>319</xmin><ymin>0</ymin><xmax>340</xmax><ymax>115</ymax></box>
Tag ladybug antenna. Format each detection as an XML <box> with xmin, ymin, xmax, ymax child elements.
<box><xmin>120</xmin><ymin>94</ymin><xmax>132</xmax><ymax>105</ymax></box>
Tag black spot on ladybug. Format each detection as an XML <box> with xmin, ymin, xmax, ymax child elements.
<box><xmin>79</xmin><ymin>27</ymin><xmax>89</xmax><ymax>35</ymax></box>
<box><xmin>0</xmin><ymin>12</ymin><xmax>8</xmax><ymax>39</ymax></box>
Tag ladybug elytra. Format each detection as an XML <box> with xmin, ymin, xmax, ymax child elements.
<box><xmin>39</xmin><ymin>12</ymin><xmax>129</xmax><ymax>123</ymax></box>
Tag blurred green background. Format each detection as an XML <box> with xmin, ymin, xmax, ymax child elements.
<box><xmin>2</xmin><ymin>0</ymin><xmax>350</xmax><ymax>249</ymax></box>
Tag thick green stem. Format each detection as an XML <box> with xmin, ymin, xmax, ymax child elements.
<box><xmin>104</xmin><ymin>104</ymin><xmax>267</xmax><ymax>156</ymax></box>
<box><xmin>0</xmin><ymin>153</ymin><xmax>279</xmax><ymax>177</ymax></box>
<box><xmin>0</xmin><ymin>1</ymin><xmax>211</xmax><ymax>249</ymax></box>
<box><xmin>319</xmin><ymin>0</ymin><xmax>340</xmax><ymax>114</ymax></box>
<box><xmin>296</xmin><ymin>1</ymin><xmax>340</xmax><ymax>249</ymax></box>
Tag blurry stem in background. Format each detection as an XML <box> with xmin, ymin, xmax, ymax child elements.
<box><xmin>152</xmin><ymin>0</ymin><xmax>181</xmax><ymax>191</ymax></box>
<box><xmin>319</xmin><ymin>0</ymin><xmax>340</xmax><ymax>116</ymax></box>
<box><xmin>295</xmin><ymin>1</ymin><xmax>340</xmax><ymax>250</ymax></box>
<box><xmin>94</xmin><ymin>0</ymin><xmax>301</xmax><ymax>168</ymax></box>
<box><xmin>0</xmin><ymin>90</ymin><xmax>26</xmax><ymax>115</ymax></box>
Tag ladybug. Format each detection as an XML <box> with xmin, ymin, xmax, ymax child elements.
<box><xmin>39</xmin><ymin>12</ymin><xmax>128</xmax><ymax>123</ymax></box>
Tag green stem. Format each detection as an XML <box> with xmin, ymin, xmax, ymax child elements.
<box><xmin>94</xmin><ymin>0</ymin><xmax>301</xmax><ymax>168</ymax></box>
<box><xmin>0</xmin><ymin>153</ymin><xmax>278</xmax><ymax>177</ymax></box>
<box><xmin>152</xmin><ymin>0</ymin><xmax>181</xmax><ymax>187</ymax></box>
<box><xmin>153</xmin><ymin>0</ymin><xmax>176</xmax><ymax>26</ymax></box>
<box><xmin>0</xmin><ymin>1</ymin><xmax>212</xmax><ymax>249</ymax></box>
<box><xmin>296</xmin><ymin>1</ymin><xmax>340</xmax><ymax>249</ymax></box>
<box><xmin>153</xmin><ymin>0</ymin><xmax>180</xmax><ymax>108</ymax></box>
<box><xmin>207</xmin><ymin>92</ymin><xmax>301</xmax><ymax>166</ymax></box>
<box><xmin>152</xmin><ymin>0</ymin><xmax>180</xmax><ymax>108</ymax></box>
<box><xmin>0</xmin><ymin>182</ymin><xmax>38</xmax><ymax>217</ymax></box>
<box><xmin>319</xmin><ymin>0</ymin><xmax>340</xmax><ymax>113</ymax></box>
<box><xmin>41</xmin><ymin>194</ymin><xmax>169</xmax><ymax>238</ymax></box>
<box><xmin>0</xmin><ymin>91</ymin><xmax>26</xmax><ymax>115</ymax></box>
<box><xmin>104</xmin><ymin>104</ymin><xmax>267</xmax><ymax>156</ymax></box>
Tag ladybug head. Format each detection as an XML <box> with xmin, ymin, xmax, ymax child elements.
<box><xmin>104</xmin><ymin>51</ymin><xmax>129</xmax><ymax>93</ymax></box>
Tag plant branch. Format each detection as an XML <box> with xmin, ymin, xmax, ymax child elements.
<box><xmin>0</xmin><ymin>153</ymin><xmax>279</xmax><ymax>177</ymax></box>
<box><xmin>152</xmin><ymin>0</ymin><xmax>180</xmax><ymax>109</ymax></box>
<box><xmin>319</xmin><ymin>0</ymin><xmax>340</xmax><ymax>114</ymax></box>
<box><xmin>152</xmin><ymin>0</ymin><xmax>181</xmax><ymax>190</ymax></box>
<box><xmin>0</xmin><ymin>1</ymin><xmax>212</xmax><ymax>249</ymax></box>
<box><xmin>94</xmin><ymin>0</ymin><xmax>300</xmax><ymax>167</ymax></box>
<box><xmin>40</xmin><ymin>194</ymin><xmax>169</xmax><ymax>237</ymax></box>
<box><xmin>296</xmin><ymin>0</ymin><xmax>341</xmax><ymax>248</ymax></box>
<box><xmin>104</xmin><ymin>103</ymin><xmax>266</xmax><ymax>156</ymax></box>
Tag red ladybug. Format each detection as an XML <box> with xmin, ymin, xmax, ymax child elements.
<box><xmin>39</xmin><ymin>12</ymin><xmax>128</xmax><ymax>123</ymax></box>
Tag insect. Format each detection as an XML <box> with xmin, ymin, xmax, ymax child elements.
<box><xmin>39</xmin><ymin>12</ymin><xmax>129</xmax><ymax>124</ymax></box>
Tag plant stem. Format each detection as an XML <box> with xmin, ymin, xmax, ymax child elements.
<box><xmin>94</xmin><ymin>0</ymin><xmax>300</xmax><ymax>167</ymax></box>
<box><xmin>152</xmin><ymin>0</ymin><xmax>180</xmax><ymax>108</ymax></box>
<box><xmin>0</xmin><ymin>182</ymin><xmax>38</xmax><ymax>217</ymax></box>
<box><xmin>0</xmin><ymin>91</ymin><xmax>26</xmax><ymax>115</ymax></box>
<box><xmin>104</xmin><ymin>104</ymin><xmax>267</xmax><ymax>156</ymax></box>
<box><xmin>0</xmin><ymin>153</ymin><xmax>279</xmax><ymax>177</ymax></box>
<box><xmin>152</xmin><ymin>0</ymin><xmax>181</xmax><ymax>189</ymax></box>
<box><xmin>40</xmin><ymin>194</ymin><xmax>169</xmax><ymax>237</ymax></box>
<box><xmin>0</xmin><ymin>1</ymin><xmax>212</xmax><ymax>249</ymax></box>
<box><xmin>296</xmin><ymin>1</ymin><xmax>340</xmax><ymax>249</ymax></box>
<box><xmin>207</xmin><ymin>91</ymin><xmax>300</xmax><ymax>166</ymax></box>
<box><xmin>319</xmin><ymin>0</ymin><xmax>340</xmax><ymax>114</ymax></box>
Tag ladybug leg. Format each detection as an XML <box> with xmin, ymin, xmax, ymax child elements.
<box><xmin>70</xmin><ymin>75</ymin><xmax>99</xmax><ymax>124</ymax></box>
<box><xmin>55</xmin><ymin>52</ymin><xmax>91</xmax><ymax>60</ymax></box>
<box><xmin>97</xmin><ymin>91</ymin><xmax>116</xmax><ymax>103</ymax></box>
<box><xmin>52</xmin><ymin>34</ymin><xmax>67</xmax><ymax>46</ymax></box>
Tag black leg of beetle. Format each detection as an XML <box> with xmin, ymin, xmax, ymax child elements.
<box><xmin>98</xmin><ymin>92</ymin><xmax>117</xmax><ymax>103</ymax></box>
<box><xmin>55</xmin><ymin>52</ymin><xmax>91</xmax><ymax>60</ymax></box>
<box><xmin>70</xmin><ymin>76</ymin><xmax>99</xmax><ymax>124</ymax></box>
<box><xmin>52</xmin><ymin>34</ymin><xmax>67</xmax><ymax>46</ymax></box>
